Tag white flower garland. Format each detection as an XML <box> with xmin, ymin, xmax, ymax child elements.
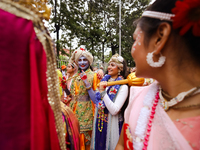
<box><xmin>133</xmin><ymin>83</ymin><xmax>158</xmax><ymax>150</ymax></box>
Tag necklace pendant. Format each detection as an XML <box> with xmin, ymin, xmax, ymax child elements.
<box><xmin>160</xmin><ymin>98</ymin><xmax>169</xmax><ymax>111</ymax></box>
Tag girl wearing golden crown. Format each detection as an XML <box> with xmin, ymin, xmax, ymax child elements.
<box><xmin>116</xmin><ymin>0</ymin><xmax>200</xmax><ymax>149</ymax></box>
<box><xmin>90</xmin><ymin>54</ymin><xmax>129</xmax><ymax>150</ymax></box>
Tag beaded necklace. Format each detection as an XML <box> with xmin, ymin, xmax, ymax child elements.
<box><xmin>97</xmin><ymin>74</ymin><xmax>123</xmax><ymax>132</ymax></box>
<box><xmin>133</xmin><ymin>83</ymin><xmax>200</xmax><ymax>150</ymax></box>
<box><xmin>98</xmin><ymin>104</ymin><xmax>104</xmax><ymax>132</ymax></box>
<box><xmin>133</xmin><ymin>83</ymin><xmax>159</xmax><ymax>150</ymax></box>
<box><xmin>159</xmin><ymin>86</ymin><xmax>200</xmax><ymax>111</ymax></box>
<box><xmin>142</xmin><ymin>91</ymin><xmax>159</xmax><ymax>150</ymax></box>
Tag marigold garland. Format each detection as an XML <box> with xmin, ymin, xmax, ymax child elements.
<box><xmin>60</xmin><ymin>76</ymin><xmax>67</xmax><ymax>89</ymax></box>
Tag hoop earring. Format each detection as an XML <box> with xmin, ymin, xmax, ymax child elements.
<box><xmin>146</xmin><ymin>51</ymin><xmax>166</xmax><ymax>67</ymax></box>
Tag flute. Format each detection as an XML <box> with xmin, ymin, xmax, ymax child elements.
<box><xmin>97</xmin><ymin>72</ymin><xmax>145</xmax><ymax>87</ymax></box>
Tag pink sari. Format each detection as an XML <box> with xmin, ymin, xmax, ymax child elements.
<box><xmin>61</xmin><ymin>102</ymin><xmax>80</xmax><ymax>150</ymax></box>
<box><xmin>124</xmin><ymin>82</ymin><xmax>199</xmax><ymax>150</ymax></box>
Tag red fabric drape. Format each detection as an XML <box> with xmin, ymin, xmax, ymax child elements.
<box><xmin>0</xmin><ymin>9</ymin><xmax>60</xmax><ymax>150</ymax></box>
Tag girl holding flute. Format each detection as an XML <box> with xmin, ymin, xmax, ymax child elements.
<box><xmin>91</xmin><ymin>54</ymin><xmax>129</xmax><ymax>150</ymax></box>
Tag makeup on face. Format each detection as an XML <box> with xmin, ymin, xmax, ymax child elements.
<box><xmin>107</xmin><ymin>62</ymin><xmax>119</xmax><ymax>77</ymax></box>
<box><xmin>131</xmin><ymin>26</ymin><xmax>149</xmax><ymax>77</ymax></box>
<box><xmin>132</xmin><ymin>28</ymin><xmax>142</xmax><ymax>54</ymax></box>
<box><xmin>78</xmin><ymin>56</ymin><xmax>89</xmax><ymax>71</ymax></box>
<box><xmin>67</xmin><ymin>64</ymin><xmax>73</xmax><ymax>73</ymax></box>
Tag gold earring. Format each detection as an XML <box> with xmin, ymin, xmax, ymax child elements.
<box><xmin>118</xmin><ymin>70</ymin><xmax>121</xmax><ymax>75</ymax></box>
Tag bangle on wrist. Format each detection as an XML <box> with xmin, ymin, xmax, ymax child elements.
<box><xmin>86</xmin><ymin>85</ymin><xmax>92</xmax><ymax>90</ymax></box>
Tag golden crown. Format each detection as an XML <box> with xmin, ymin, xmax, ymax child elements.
<box><xmin>12</xmin><ymin>0</ymin><xmax>51</xmax><ymax>20</ymax></box>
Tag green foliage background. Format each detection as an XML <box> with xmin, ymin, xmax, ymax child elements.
<box><xmin>49</xmin><ymin>0</ymin><xmax>151</xmax><ymax>67</ymax></box>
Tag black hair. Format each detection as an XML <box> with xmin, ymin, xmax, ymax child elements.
<box><xmin>121</xmin><ymin>60</ymin><xmax>129</xmax><ymax>122</ymax></box>
<box><xmin>119</xmin><ymin>60</ymin><xmax>129</xmax><ymax>124</ymax></box>
<box><xmin>119</xmin><ymin>60</ymin><xmax>128</xmax><ymax>79</ymax></box>
<box><xmin>70</xmin><ymin>63</ymin><xmax>75</xmax><ymax>69</ymax></box>
<box><xmin>135</xmin><ymin>0</ymin><xmax>200</xmax><ymax>66</ymax></box>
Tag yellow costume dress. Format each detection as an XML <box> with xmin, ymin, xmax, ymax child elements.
<box><xmin>57</xmin><ymin>69</ymin><xmax>63</xmax><ymax>96</ymax></box>
<box><xmin>70</xmin><ymin>68</ymin><xmax>99</xmax><ymax>150</ymax></box>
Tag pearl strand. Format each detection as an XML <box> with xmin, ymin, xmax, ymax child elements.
<box><xmin>142</xmin><ymin>11</ymin><xmax>175</xmax><ymax>21</ymax></box>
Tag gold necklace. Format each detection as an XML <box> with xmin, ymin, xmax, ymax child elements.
<box><xmin>171</xmin><ymin>103</ymin><xmax>200</xmax><ymax>110</ymax></box>
<box><xmin>161</xmin><ymin>89</ymin><xmax>173</xmax><ymax>99</ymax></box>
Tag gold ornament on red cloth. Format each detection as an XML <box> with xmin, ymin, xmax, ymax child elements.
<box><xmin>12</xmin><ymin>0</ymin><xmax>51</xmax><ymax>20</ymax></box>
